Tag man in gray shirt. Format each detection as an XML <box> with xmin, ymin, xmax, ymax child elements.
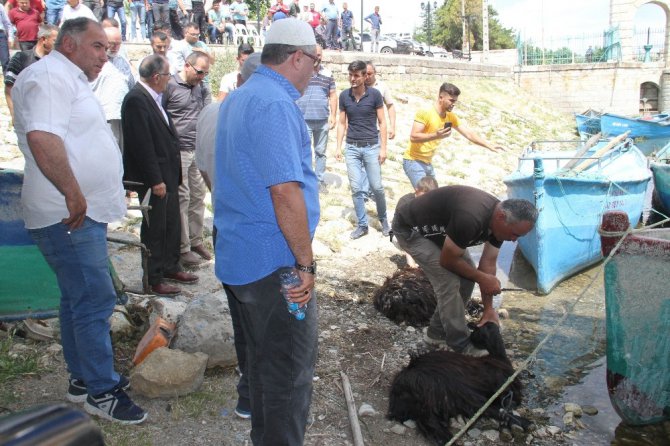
<box><xmin>163</xmin><ymin>51</ymin><xmax>212</xmax><ymax>265</ymax></box>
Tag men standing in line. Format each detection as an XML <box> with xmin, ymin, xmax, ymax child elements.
<box><xmin>296</xmin><ymin>44</ymin><xmax>335</xmax><ymax>192</ymax></box>
<box><xmin>365</xmin><ymin>61</ymin><xmax>395</xmax><ymax>139</ymax></box>
<box><xmin>105</xmin><ymin>26</ymin><xmax>136</xmax><ymax>90</ymax></box>
<box><xmin>320</xmin><ymin>0</ymin><xmax>338</xmax><ymax>50</ymax></box>
<box><xmin>214</xmin><ymin>18</ymin><xmax>319</xmax><ymax>444</ymax></box>
<box><xmin>122</xmin><ymin>54</ymin><xmax>199</xmax><ymax>296</ymax></box>
<box><xmin>9</xmin><ymin>0</ymin><xmax>41</xmax><ymax>51</ymax></box>
<box><xmin>402</xmin><ymin>82</ymin><xmax>504</xmax><ymax>188</ymax></box>
<box><xmin>91</xmin><ymin>29</ymin><xmax>131</xmax><ymax>151</ymax></box>
<box><xmin>195</xmin><ymin>52</ymin><xmax>261</xmax><ymax>421</ymax></box>
<box><xmin>62</xmin><ymin>0</ymin><xmax>97</xmax><ymax>22</ymax></box>
<box><xmin>12</xmin><ymin>17</ymin><xmax>147</xmax><ymax>424</ymax></box>
<box><xmin>82</xmin><ymin>0</ymin><xmax>103</xmax><ymax>21</ymax></box>
<box><xmin>0</xmin><ymin>3</ymin><xmax>11</xmax><ymax>73</ymax></box>
<box><xmin>336</xmin><ymin>59</ymin><xmax>389</xmax><ymax>240</ymax></box>
<box><xmin>218</xmin><ymin>42</ymin><xmax>253</xmax><ymax>101</ymax></box>
<box><xmin>392</xmin><ymin>186</ymin><xmax>537</xmax><ymax>354</ymax></box>
<box><xmin>163</xmin><ymin>51</ymin><xmax>212</xmax><ymax>266</ymax></box>
<box><xmin>364</xmin><ymin>5</ymin><xmax>381</xmax><ymax>53</ymax></box>
<box><xmin>340</xmin><ymin>2</ymin><xmax>353</xmax><ymax>51</ymax></box>
<box><xmin>4</xmin><ymin>23</ymin><xmax>58</xmax><ymax>123</ymax></box>
<box><xmin>307</xmin><ymin>2</ymin><xmax>319</xmax><ymax>30</ymax></box>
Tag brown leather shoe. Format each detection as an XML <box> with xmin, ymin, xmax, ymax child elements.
<box><xmin>151</xmin><ymin>282</ymin><xmax>181</xmax><ymax>296</ymax></box>
<box><xmin>180</xmin><ymin>251</ymin><xmax>204</xmax><ymax>266</ymax></box>
<box><xmin>191</xmin><ymin>244</ymin><xmax>212</xmax><ymax>260</ymax></box>
<box><xmin>164</xmin><ymin>271</ymin><xmax>199</xmax><ymax>284</ymax></box>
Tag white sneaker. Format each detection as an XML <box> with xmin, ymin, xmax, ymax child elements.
<box><xmin>461</xmin><ymin>342</ymin><xmax>489</xmax><ymax>357</ymax></box>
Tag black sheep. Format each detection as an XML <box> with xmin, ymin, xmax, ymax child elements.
<box><xmin>373</xmin><ymin>267</ymin><xmax>436</xmax><ymax>327</ymax></box>
<box><xmin>387</xmin><ymin>323</ymin><xmax>530</xmax><ymax>444</ymax></box>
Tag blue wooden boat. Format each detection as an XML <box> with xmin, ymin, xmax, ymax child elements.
<box><xmin>0</xmin><ymin>168</ymin><xmax>60</xmax><ymax>321</ymax></box>
<box><xmin>575</xmin><ymin>109</ymin><xmax>601</xmax><ymax>139</ymax></box>
<box><xmin>649</xmin><ymin>141</ymin><xmax>670</xmax><ymax>214</ymax></box>
<box><xmin>601</xmin><ymin>112</ymin><xmax>670</xmax><ymax>156</ymax></box>
<box><xmin>600</xmin><ymin>211</ymin><xmax>670</xmax><ymax>425</ymax></box>
<box><xmin>504</xmin><ymin>138</ymin><xmax>651</xmax><ymax>294</ymax></box>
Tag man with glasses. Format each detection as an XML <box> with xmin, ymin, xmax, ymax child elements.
<box><xmin>122</xmin><ymin>54</ymin><xmax>199</xmax><ymax>296</ymax></box>
<box><xmin>214</xmin><ymin>18</ymin><xmax>319</xmax><ymax>444</ymax></box>
<box><xmin>295</xmin><ymin>44</ymin><xmax>335</xmax><ymax>192</ymax></box>
<box><xmin>162</xmin><ymin>51</ymin><xmax>212</xmax><ymax>266</ymax></box>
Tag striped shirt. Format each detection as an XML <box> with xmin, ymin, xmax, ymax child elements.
<box><xmin>296</xmin><ymin>69</ymin><xmax>335</xmax><ymax>121</ymax></box>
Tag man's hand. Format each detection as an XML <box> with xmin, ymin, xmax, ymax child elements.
<box><xmin>152</xmin><ymin>182</ymin><xmax>167</xmax><ymax>198</ymax></box>
<box><xmin>477</xmin><ymin>305</ymin><xmax>500</xmax><ymax>327</ymax></box>
<box><xmin>335</xmin><ymin>147</ymin><xmax>343</xmax><ymax>161</ymax></box>
<box><xmin>328</xmin><ymin>116</ymin><xmax>336</xmax><ymax>130</ymax></box>
<box><xmin>284</xmin><ymin>269</ymin><xmax>315</xmax><ymax>305</ymax></box>
<box><xmin>388</xmin><ymin>128</ymin><xmax>395</xmax><ymax>139</ymax></box>
<box><xmin>378</xmin><ymin>149</ymin><xmax>386</xmax><ymax>164</ymax></box>
<box><xmin>435</xmin><ymin>127</ymin><xmax>452</xmax><ymax>139</ymax></box>
<box><xmin>62</xmin><ymin>190</ymin><xmax>87</xmax><ymax>230</ymax></box>
<box><xmin>478</xmin><ymin>273</ymin><xmax>501</xmax><ymax>297</ymax></box>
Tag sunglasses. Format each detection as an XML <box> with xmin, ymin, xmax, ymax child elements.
<box><xmin>289</xmin><ymin>49</ymin><xmax>321</xmax><ymax>68</ymax></box>
<box><xmin>188</xmin><ymin>63</ymin><xmax>209</xmax><ymax>76</ymax></box>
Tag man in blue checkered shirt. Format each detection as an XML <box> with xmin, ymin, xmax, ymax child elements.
<box><xmin>296</xmin><ymin>44</ymin><xmax>336</xmax><ymax>192</ymax></box>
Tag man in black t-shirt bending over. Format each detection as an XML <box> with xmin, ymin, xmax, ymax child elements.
<box><xmin>392</xmin><ymin>185</ymin><xmax>537</xmax><ymax>355</ymax></box>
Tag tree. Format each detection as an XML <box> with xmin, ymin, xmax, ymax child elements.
<box><xmin>429</xmin><ymin>0</ymin><xmax>515</xmax><ymax>51</ymax></box>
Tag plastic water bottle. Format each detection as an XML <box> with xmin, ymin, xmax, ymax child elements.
<box><xmin>279</xmin><ymin>267</ymin><xmax>307</xmax><ymax>321</ymax></box>
<box><xmin>492</xmin><ymin>293</ymin><xmax>503</xmax><ymax>310</ymax></box>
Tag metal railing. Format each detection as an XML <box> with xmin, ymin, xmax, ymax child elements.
<box><xmin>516</xmin><ymin>26</ymin><xmax>665</xmax><ymax>65</ymax></box>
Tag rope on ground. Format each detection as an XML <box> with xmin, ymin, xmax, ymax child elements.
<box><xmin>445</xmin><ymin>220</ymin><xmax>652</xmax><ymax>446</ymax></box>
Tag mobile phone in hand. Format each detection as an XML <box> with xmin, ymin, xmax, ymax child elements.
<box><xmin>444</xmin><ymin>122</ymin><xmax>452</xmax><ymax>130</ymax></box>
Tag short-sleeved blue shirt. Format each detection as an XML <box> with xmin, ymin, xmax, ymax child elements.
<box><xmin>339</xmin><ymin>86</ymin><xmax>383</xmax><ymax>142</ymax></box>
<box><xmin>213</xmin><ymin>65</ymin><xmax>320</xmax><ymax>285</ymax></box>
<box><xmin>365</xmin><ymin>12</ymin><xmax>381</xmax><ymax>29</ymax></box>
<box><xmin>341</xmin><ymin>10</ymin><xmax>353</xmax><ymax>28</ymax></box>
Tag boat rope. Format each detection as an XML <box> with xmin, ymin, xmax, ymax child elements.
<box><xmin>445</xmin><ymin>220</ymin><xmax>657</xmax><ymax>446</ymax></box>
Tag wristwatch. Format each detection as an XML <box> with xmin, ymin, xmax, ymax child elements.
<box><xmin>295</xmin><ymin>260</ymin><xmax>317</xmax><ymax>275</ymax></box>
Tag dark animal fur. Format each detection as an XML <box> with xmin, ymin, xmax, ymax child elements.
<box><xmin>387</xmin><ymin>323</ymin><xmax>529</xmax><ymax>445</ymax></box>
<box><xmin>373</xmin><ymin>267</ymin><xmax>436</xmax><ymax>327</ymax></box>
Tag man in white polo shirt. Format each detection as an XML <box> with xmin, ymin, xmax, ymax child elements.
<box><xmin>12</xmin><ymin>17</ymin><xmax>147</xmax><ymax>424</ymax></box>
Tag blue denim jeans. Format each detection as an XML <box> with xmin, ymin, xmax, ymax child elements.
<box><xmin>45</xmin><ymin>7</ymin><xmax>63</xmax><ymax>25</ymax></box>
<box><xmin>305</xmin><ymin>119</ymin><xmax>329</xmax><ymax>183</ymax></box>
<box><xmin>0</xmin><ymin>32</ymin><xmax>9</xmax><ymax>74</ymax></box>
<box><xmin>224</xmin><ymin>269</ymin><xmax>318</xmax><ymax>445</ymax></box>
<box><xmin>208</xmin><ymin>23</ymin><xmax>233</xmax><ymax>43</ymax></box>
<box><xmin>29</xmin><ymin>218</ymin><xmax>120</xmax><ymax>396</ymax></box>
<box><xmin>403</xmin><ymin>158</ymin><xmax>436</xmax><ymax>189</ymax></box>
<box><xmin>129</xmin><ymin>1</ymin><xmax>146</xmax><ymax>40</ymax></box>
<box><xmin>107</xmin><ymin>4</ymin><xmax>127</xmax><ymax>40</ymax></box>
<box><xmin>344</xmin><ymin>142</ymin><xmax>387</xmax><ymax>228</ymax></box>
<box><xmin>145</xmin><ymin>8</ymin><xmax>154</xmax><ymax>41</ymax></box>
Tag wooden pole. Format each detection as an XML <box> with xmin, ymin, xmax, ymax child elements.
<box><xmin>572</xmin><ymin>131</ymin><xmax>631</xmax><ymax>173</ymax></box>
<box><xmin>561</xmin><ymin>132</ymin><xmax>602</xmax><ymax>171</ymax></box>
<box><xmin>340</xmin><ymin>372</ymin><xmax>364</xmax><ymax>446</ymax></box>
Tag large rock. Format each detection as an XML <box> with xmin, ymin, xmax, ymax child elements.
<box><xmin>150</xmin><ymin>298</ymin><xmax>187</xmax><ymax>324</ymax></box>
<box><xmin>130</xmin><ymin>347</ymin><xmax>208</xmax><ymax>398</ymax></box>
<box><xmin>171</xmin><ymin>291</ymin><xmax>237</xmax><ymax>368</ymax></box>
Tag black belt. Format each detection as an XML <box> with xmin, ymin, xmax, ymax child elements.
<box><xmin>347</xmin><ymin>140</ymin><xmax>378</xmax><ymax>147</ymax></box>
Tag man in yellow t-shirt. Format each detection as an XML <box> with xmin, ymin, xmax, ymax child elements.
<box><xmin>402</xmin><ymin>82</ymin><xmax>504</xmax><ymax>188</ymax></box>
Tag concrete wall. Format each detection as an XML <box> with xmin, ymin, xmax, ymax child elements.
<box><xmin>514</xmin><ymin>62</ymin><xmax>667</xmax><ymax>114</ymax></box>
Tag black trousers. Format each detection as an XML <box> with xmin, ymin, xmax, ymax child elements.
<box><xmin>191</xmin><ymin>1</ymin><xmax>207</xmax><ymax>41</ymax></box>
<box><xmin>141</xmin><ymin>191</ymin><xmax>182</xmax><ymax>285</ymax></box>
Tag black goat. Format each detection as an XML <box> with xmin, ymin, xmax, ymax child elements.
<box><xmin>387</xmin><ymin>323</ymin><xmax>530</xmax><ymax>445</ymax></box>
<box><xmin>373</xmin><ymin>267</ymin><xmax>436</xmax><ymax>327</ymax></box>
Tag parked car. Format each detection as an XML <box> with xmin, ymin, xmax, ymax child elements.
<box><xmin>401</xmin><ymin>39</ymin><xmax>426</xmax><ymax>56</ymax></box>
<box><xmin>354</xmin><ymin>33</ymin><xmax>406</xmax><ymax>54</ymax></box>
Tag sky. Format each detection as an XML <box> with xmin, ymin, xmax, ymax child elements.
<box><xmin>330</xmin><ymin>0</ymin><xmax>666</xmax><ymax>42</ymax></box>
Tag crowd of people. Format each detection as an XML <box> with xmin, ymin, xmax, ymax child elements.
<box><xmin>8</xmin><ymin>10</ymin><xmax>540</xmax><ymax>444</ymax></box>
